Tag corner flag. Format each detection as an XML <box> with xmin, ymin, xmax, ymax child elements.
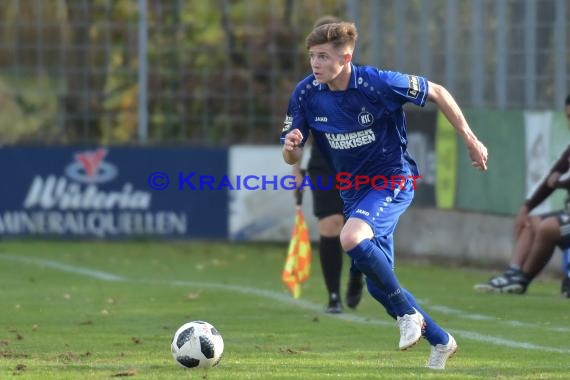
<box><xmin>282</xmin><ymin>182</ymin><xmax>312</xmax><ymax>299</ymax></box>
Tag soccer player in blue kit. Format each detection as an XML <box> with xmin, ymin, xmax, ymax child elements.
<box><xmin>281</xmin><ymin>22</ymin><xmax>488</xmax><ymax>369</ymax></box>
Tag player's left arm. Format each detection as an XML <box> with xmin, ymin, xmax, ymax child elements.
<box><xmin>427</xmin><ymin>81</ymin><xmax>488</xmax><ymax>171</ymax></box>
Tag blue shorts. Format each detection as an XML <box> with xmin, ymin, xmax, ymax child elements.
<box><xmin>344</xmin><ymin>179</ymin><xmax>414</xmax><ymax>266</ymax></box>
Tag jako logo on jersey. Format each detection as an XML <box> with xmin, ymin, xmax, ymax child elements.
<box><xmin>358</xmin><ymin>110</ymin><xmax>374</xmax><ymax>127</ymax></box>
<box><xmin>64</xmin><ymin>148</ymin><xmax>118</xmax><ymax>184</ymax></box>
<box><xmin>407</xmin><ymin>75</ymin><xmax>420</xmax><ymax>99</ymax></box>
<box><xmin>355</xmin><ymin>209</ymin><xmax>370</xmax><ymax>216</ymax></box>
<box><xmin>315</xmin><ymin>116</ymin><xmax>328</xmax><ymax>122</ymax></box>
<box><xmin>325</xmin><ymin>129</ymin><xmax>375</xmax><ymax>149</ymax></box>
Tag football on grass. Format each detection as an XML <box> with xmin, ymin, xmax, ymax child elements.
<box><xmin>171</xmin><ymin>320</ymin><xmax>224</xmax><ymax>369</ymax></box>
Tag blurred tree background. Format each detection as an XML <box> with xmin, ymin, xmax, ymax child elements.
<box><xmin>0</xmin><ymin>0</ymin><xmax>566</xmax><ymax>146</ymax></box>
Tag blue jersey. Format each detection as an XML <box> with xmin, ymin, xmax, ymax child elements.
<box><xmin>281</xmin><ymin>64</ymin><xmax>428</xmax><ymax>204</ymax></box>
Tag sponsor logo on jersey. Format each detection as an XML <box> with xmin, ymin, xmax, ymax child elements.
<box><xmin>407</xmin><ymin>75</ymin><xmax>420</xmax><ymax>99</ymax></box>
<box><xmin>315</xmin><ymin>116</ymin><xmax>328</xmax><ymax>122</ymax></box>
<box><xmin>355</xmin><ymin>209</ymin><xmax>370</xmax><ymax>216</ymax></box>
<box><xmin>282</xmin><ymin>115</ymin><xmax>292</xmax><ymax>132</ymax></box>
<box><xmin>325</xmin><ymin>129</ymin><xmax>375</xmax><ymax>150</ymax></box>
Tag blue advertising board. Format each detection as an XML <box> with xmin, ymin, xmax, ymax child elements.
<box><xmin>0</xmin><ymin>147</ymin><xmax>228</xmax><ymax>239</ymax></box>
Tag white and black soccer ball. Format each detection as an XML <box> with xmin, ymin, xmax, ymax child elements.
<box><xmin>171</xmin><ymin>320</ymin><xmax>224</xmax><ymax>369</ymax></box>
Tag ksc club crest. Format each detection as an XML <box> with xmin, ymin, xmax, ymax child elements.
<box><xmin>358</xmin><ymin>108</ymin><xmax>374</xmax><ymax>127</ymax></box>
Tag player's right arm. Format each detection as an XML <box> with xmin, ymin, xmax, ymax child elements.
<box><xmin>282</xmin><ymin>129</ymin><xmax>304</xmax><ymax>164</ymax></box>
<box><xmin>280</xmin><ymin>83</ymin><xmax>310</xmax><ymax>165</ymax></box>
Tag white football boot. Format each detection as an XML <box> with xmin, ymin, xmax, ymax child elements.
<box><xmin>396</xmin><ymin>308</ymin><xmax>425</xmax><ymax>350</ymax></box>
<box><xmin>426</xmin><ymin>333</ymin><xmax>458</xmax><ymax>370</ymax></box>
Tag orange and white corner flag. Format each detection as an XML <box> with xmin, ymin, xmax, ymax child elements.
<box><xmin>282</xmin><ymin>201</ymin><xmax>312</xmax><ymax>299</ymax></box>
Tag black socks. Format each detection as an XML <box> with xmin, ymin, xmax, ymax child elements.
<box><xmin>319</xmin><ymin>236</ymin><xmax>343</xmax><ymax>299</ymax></box>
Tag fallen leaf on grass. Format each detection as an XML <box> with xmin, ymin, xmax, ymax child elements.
<box><xmin>186</xmin><ymin>292</ymin><xmax>201</xmax><ymax>301</ymax></box>
<box><xmin>279</xmin><ymin>347</ymin><xmax>297</xmax><ymax>354</ymax></box>
<box><xmin>112</xmin><ymin>368</ymin><xmax>138</xmax><ymax>377</ymax></box>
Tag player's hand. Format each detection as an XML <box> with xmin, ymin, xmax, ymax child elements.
<box><xmin>283</xmin><ymin>129</ymin><xmax>304</xmax><ymax>152</ymax></box>
<box><xmin>467</xmin><ymin>139</ymin><xmax>488</xmax><ymax>171</ymax></box>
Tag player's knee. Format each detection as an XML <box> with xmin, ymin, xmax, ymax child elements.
<box><xmin>537</xmin><ymin>217</ymin><xmax>561</xmax><ymax>240</ymax></box>
<box><xmin>340</xmin><ymin>218</ymin><xmax>373</xmax><ymax>251</ymax></box>
<box><xmin>339</xmin><ymin>230</ymin><xmax>363</xmax><ymax>251</ymax></box>
<box><xmin>319</xmin><ymin>214</ymin><xmax>344</xmax><ymax>236</ymax></box>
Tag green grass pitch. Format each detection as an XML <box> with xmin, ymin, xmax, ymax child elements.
<box><xmin>0</xmin><ymin>241</ymin><xmax>569</xmax><ymax>379</ymax></box>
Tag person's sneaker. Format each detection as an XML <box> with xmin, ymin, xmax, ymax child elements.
<box><xmin>425</xmin><ymin>333</ymin><xmax>458</xmax><ymax>370</ymax></box>
<box><xmin>561</xmin><ymin>277</ymin><xmax>570</xmax><ymax>298</ymax></box>
<box><xmin>325</xmin><ymin>293</ymin><xmax>343</xmax><ymax>314</ymax></box>
<box><xmin>345</xmin><ymin>272</ymin><xmax>364</xmax><ymax>309</ymax></box>
<box><xmin>396</xmin><ymin>308</ymin><xmax>425</xmax><ymax>350</ymax></box>
<box><xmin>473</xmin><ymin>268</ymin><xmax>528</xmax><ymax>294</ymax></box>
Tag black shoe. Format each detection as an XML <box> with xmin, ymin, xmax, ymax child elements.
<box><xmin>325</xmin><ymin>293</ymin><xmax>343</xmax><ymax>314</ymax></box>
<box><xmin>473</xmin><ymin>268</ymin><xmax>528</xmax><ymax>294</ymax></box>
<box><xmin>345</xmin><ymin>272</ymin><xmax>364</xmax><ymax>309</ymax></box>
<box><xmin>561</xmin><ymin>278</ymin><xmax>570</xmax><ymax>298</ymax></box>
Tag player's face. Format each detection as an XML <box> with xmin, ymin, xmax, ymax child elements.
<box><xmin>565</xmin><ymin>104</ymin><xmax>570</xmax><ymax>127</ymax></box>
<box><xmin>308</xmin><ymin>43</ymin><xmax>347</xmax><ymax>86</ymax></box>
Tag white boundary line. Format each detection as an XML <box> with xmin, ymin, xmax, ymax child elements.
<box><xmin>0</xmin><ymin>254</ymin><xmax>126</xmax><ymax>281</ymax></box>
<box><xmin>1</xmin><ymin>254</ymin><xmax>569</xmax><ymax>354</ymax></box>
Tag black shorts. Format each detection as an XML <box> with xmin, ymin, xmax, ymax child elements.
<box><xmin>541</xmin><ymin>210</ymin><xmax>570</xmax><ymax>249</ymax></box>
<box><xmin>308</xmin><ymin>168</ymin><xmax>343</xmax><ymax>219</ymax></box>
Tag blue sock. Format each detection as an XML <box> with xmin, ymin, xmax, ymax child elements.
<box><xmin>365</xmin><ymin>279</ymin><xmax>449</xmax><ymax>346</ymax></box>
<box><xmin>402</xmin><ymin>289</ymin><xmax>449</xmax><ymax>345</ymax></box>
<box><xmin>364</xmin><ymin>277</ymin><xmax>397</xmax><ymax>319</ymax></box>
<box><xmin>346</xmin><ymin>239</ymin><xmax>414</xmax><ymax>316</ymax></box>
